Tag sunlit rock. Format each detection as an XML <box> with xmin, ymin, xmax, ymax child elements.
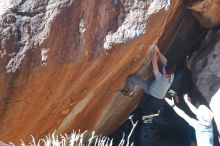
<box><xmin>0</xmin><ymin>0</ymin><xmax>175</xmax><ymax>143</ymax></box>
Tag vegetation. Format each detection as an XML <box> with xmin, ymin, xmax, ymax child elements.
<box><xmin>0</xmin><ymin>116</ymin><xmax>137</xmax><ymax>146</ymax></box>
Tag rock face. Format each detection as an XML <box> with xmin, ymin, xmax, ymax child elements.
<box><xmin>186</xmin><ymin>0</ymin><xmax>220</xmax><ymax>138</ymax></box>
<box><xmin>187</xmin><ymin>28</ymin><xmax>220</xmax><ymax>134</ymax></box>
<box><xmin>0</xmin><ymin>0</ymin><xmax>177</xmax><ymax>143</ymax></box>
<box><xmin>187</xmin><ymin>28</ymin><xmax>220</xmax><ymax>101</ymax></box>
<box><xmin>158</xmin><ymin>7</ymin><xmax>207</xmax><ymax>69</ymax></box>
<box><xmin>188</xmin><ymin>0</ymin><xmax>220</xmax><ymax>28</ymax></box>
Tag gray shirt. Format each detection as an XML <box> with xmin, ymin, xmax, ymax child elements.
<box><xmin>148</xmin><ymin>72</ymin><xmax>174</xmax><ymax>99</ymax></box>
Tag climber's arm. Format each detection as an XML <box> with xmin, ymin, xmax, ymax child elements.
<box><xmin>152</xmin><ymin>49</ymin><xmax>159</xmax><ymax>76</ymax></box>
<box><xmin>155</xmin><ymin>45</ymin><xmax>167</xmax><ymax>65</ymax></box>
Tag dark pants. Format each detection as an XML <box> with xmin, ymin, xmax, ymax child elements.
<box><xmin>126</xmin><ymin>75</ymin><xmax>166</xmax><ymax>114</ymax></box>
<box><xmin>126</xmin><ymin>75</ymin><xmax>152</xmax><ymax>93</ymax></box>
<box><xmin>140</xmin><ymin>95</ymin><xmax>166</xmax><ymax>115</ymax></box>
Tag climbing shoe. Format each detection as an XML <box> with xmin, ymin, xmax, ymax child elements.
<box><xmin>121</xmin><ymin>89</ymin><xmax>134</xmax><ymax>97</ymax></box>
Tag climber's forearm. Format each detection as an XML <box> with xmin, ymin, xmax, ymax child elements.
<box><xmin>152</xmin><ymin>50</ymin><xmax>159</xmax><ymax>75</ymax></box>
<box><xmin>157</xmin><ymin>49</ymin><xmax>167</xmax><ymax>65</ymax></box>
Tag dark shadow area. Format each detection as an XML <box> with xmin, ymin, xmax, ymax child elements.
<box><xmin>109</xmin><ymin>6</ymin><xmax>220</xmax><ymax>146</ymax></box>
<box><xmin>109</xmin><ymin>68</ymin><xmax>193</xmax><ymax>146</ymax></box>
<box><xmin>109</xmin><ymin>68</ymin><xmax>220</xmax><ymax>146</ymax></box>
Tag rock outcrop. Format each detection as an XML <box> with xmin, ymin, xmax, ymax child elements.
<box><xmin>1</xmin><ymin>0</ymin><xmax>219</xmax><ymax>144</ymax></box>
<box><xmin>188</xmin><ymin>0</ymin><xmax>220</xmax><ymax>28</ymax></box>
<box><xmin>187</xmin><ymin>28</ymin><xmax>220</xmax><ymax>134</ymax></box>
<box><xmin>185</xmin><ymin>0</ymin><xmax>220</xmax><ymax>139</ymax></box>
<box><xmin>187</xmin><ymin>28</ymin><xmax>220</xmax><ymax>101</ymax></box>
<box><xmin>0</xmin><ymin>0</ymin><xmax>179</xmax><ymax>143</ymax></box>
<box><xmin>158</xmin><ymin>7</ymin><xmax>207</xmax><ymax>69</ymax></box>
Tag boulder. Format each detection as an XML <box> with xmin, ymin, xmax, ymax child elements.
<box><xmin>188</xmin><ymin>0</ymin><xmax>220</xmax><ymax>28</ymax></box>
<box><xmin>187</xmin><ymin>28</ymin><xmax>220</xmax><ymax>135</ymax></box>
<box><xmin>0</xmin><ymin>0</ymin><xmax>178</xmax><ymax>143</ymax></box>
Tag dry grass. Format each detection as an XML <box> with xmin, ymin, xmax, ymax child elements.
<box><xmin>0</xmin><ymin>116</ymin><xmax>138</xmax><ymax>146</ymax></box>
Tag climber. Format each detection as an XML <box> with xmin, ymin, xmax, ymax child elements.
<box><xmin>165</xmin><ymin>94</ymin><xmax>214</xmax><ymax>146</ymax></box>
<box><xmin>121</xmin><ymin>45</ymin><xmax>175</xmax><ymax>100</ymax></box>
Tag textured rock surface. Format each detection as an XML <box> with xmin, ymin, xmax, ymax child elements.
<box><xmin>0</xmin><ymin>0</ymin><xmax>175</xmax><ymax>143</ymax></box>
<box><xmin>187</xmin><ymin>28</ymin><xmax>220</xmax><ymax>102</ymax></box>
<box><xmin>188</xmin><ymin>0</ymin><xmax>220</xmax><ymax>28</ymax></box>
<box><xmin>187</xmin><ymin>28</ymin><xmax>220</xmax><ymax>135</ymax></box>
<box><xmin>158</xmin><ymin>6</ymin><xmax>207</xmax><ymax>69</ymax></box>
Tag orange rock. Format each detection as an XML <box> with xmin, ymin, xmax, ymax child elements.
<box><xmin>0</xmin><ymin>0</ymin><xmax>182</xmax><ymax>144</ymax></box>
<box><xmin>188</xmin><ymin>0</ymin><xmax>220</xmax><ymax>28</ymax></box>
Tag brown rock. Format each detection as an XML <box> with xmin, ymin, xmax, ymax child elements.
<box><xmin>188</xmin><ymin>0</ymin><xmax>220</xmax><ymax>28</ymax></box>
<box><xmin>0</xmin><ymin>0</ymin><xmax>179</xmax><ymax>144</ymax></box>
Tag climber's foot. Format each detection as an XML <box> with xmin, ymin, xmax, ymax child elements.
<box><xmin>121</xmin><ymin>89</ymin><xmax>134</xmax><ymax>97</ymax></box>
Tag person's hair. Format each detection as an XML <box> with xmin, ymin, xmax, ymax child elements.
<box><xmin>165</xmin><ymin>61</ymin><xmax>176</xmax><ymax>75</ymax></box>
